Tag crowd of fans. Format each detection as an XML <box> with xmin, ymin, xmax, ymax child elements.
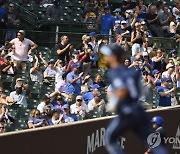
<box><xmin>0</xmin><ymin>0</ymin><xmax>179</xmax><ymax>134</ymax></box>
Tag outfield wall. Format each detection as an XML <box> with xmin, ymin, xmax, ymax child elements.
<box><xmin>0</xmin><ymin>106</ymin><xmax>180</xmax><ymax>154</ymax></box>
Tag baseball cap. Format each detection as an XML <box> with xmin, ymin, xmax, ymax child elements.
<box><xmin>76</xmin><ymin>95</ymin><xmax>83</xmax><ymax>100</ymax></box>
<box><xmin>15</xmin><ymin>84</ymin><xmax>22</xmax><ymax>89</ymax></box>
<box><xmin>71</xmin><ymin>63</ymin><xmax>79</xmax><ymax>70</ymax></box>
<box><xmin>100</xmin><ymin>43</ymin><xmax>125</xmax><ymax>57</ymax></box>
<box><xmin>126</xmin><ymin>9</ymin><xmax>133</xmax><ymax>14</ymax></box>
<box><xmin>42</xmin><ymin>94</ymin><xmax>50</xmax><ymax>99</ymax></box>
<box><xmin>63</xmin><ymin>104</ymin><xmax>69</xmax><ymax>109</ymax></box>
<box><xmin>16</xmin><ymin>78</ymin><xmax>24</xmax><ymax>82</ymax></box>
<box><xmin>170</xmin><ymin>49</ymin><xmax>177</xmax><ymax>54</ymax></box>
<box><xmin>82</xmin><ymin>35</ymin><xmax>89</xmax><ymax>40</ymax></box>
<box><xmin>72</xmin><ymin>49</ymin><xmax>79</xmax><ymax>55</ymax></box>
<box><xmin>142</xmin><ymin>71</ymin><xmax>149</xmax><ymax>75</ymax></box>
<box><xmin>89</xmin><ymin>32</ymin><xmax>97</xmax><ymax>37</ymax></box>
<box><xmin>104</xmin><ymin>5</ymin><xmax>110</xmax><ymax>9</ymax></box>
<box><xmin>142</xmin><ymin>52</ymin><xmax>148</xmax><ymax>57</ymax></box>
<box><xmin>56</xmin><ymin>95</ymin><xmax>63</xmax><ymax>100</ymax></box>
<box><xmin>113</xmin><ymin>8</ymin><xmax>121</xmax><ymax>13</ymax></box>
<box><xmin>141</xmin><ymin>21</ymin><xmax>146</xmax><ymax>25</ymax></box>
<box><xmin>121</xmin><ymin>20</ymin><xmax>127</xmax><ymax>24</ymax></box>
<box><xmin>92</xmin><ymin>84</ymin><xmax>100</xmax><ymax>89</ymax></box>
<box><xmin>166</xmin><ymin>63</ymin><xmax>174</xmax><ymax>70</ymax></box>
<box><xmin>48</xmin><ymin>59</ymin><xmax>55</xmax><ymax>64</ymax></box>
<box><xmin>18</xmin><ymin>30</ymin><xmax>25</xmax><ymax>36</ymax></box>
<box><xmin>161</xmin><ymin>77</ymin><xmax>169</xmax><ymax>82</ymax></box>
<box><xmin>152</xmin><ymin>69</ymin><xmax>160</xmax><ymax>75</ymax></box>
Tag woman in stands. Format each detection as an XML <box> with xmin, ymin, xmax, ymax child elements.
<box><xmin>0</xmin><ymin>87</ymin><xmax>13</xmax><ymax>105</ymax></box>
<box><xmin>27</xmin><ymin>109</ymin><xmax>48</xmax><ymax>128</ymax></box>
<box><xmin>0</xmin><ymin>103</ymin><xmax>14</xmax><ymax>124</ymax></box>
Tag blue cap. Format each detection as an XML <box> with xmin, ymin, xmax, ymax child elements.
<box><xmin>89</xmin><ymin>32</ymin><xmax>97</xmax><ymax>37</ymax></box>
<box><xmin>152</xmin><ymin>69</ymin><xmax>160</xmax><ymax>75</ymax></box>
<box><xmin>170</xmin><ymin>49</ymin><xmax>177</xmax><ymax>54</ymax></box>
<box><xmin>104</xmin><ymin>5</ymin><xmax>110</xmax><ymax>9</ymax></box>
<box><xmin>100</xmin><ymin>43</ymin><xmax>125</xmax><ymax>56</ymax></box>
<box><xmin>161</xmin><ymin>77</ymin><xmax>169</xmax><ymax>82</ymax></box>
<box><xmin>72</xmin><ymin>49</ymin><xmax>79</xmax><ymax>55</ymax></box>
<box><xmin>151</xmin><ymin>116</ymin><xmax>164</xmax><ymax>126</ymax></box>
<box><xmin>71</xmin><ymin>63</ymin><xmax>79</xmax><ymax>70</ymax></box>
<box><xmin>92</xmin><ymin>84</ymin><xmax>100</xmax><ymax>89</ymax></box>
<box><xmin>113</xmin><ymin>8</ymin><xmax>121</xmax><ymax>13</ymax></box>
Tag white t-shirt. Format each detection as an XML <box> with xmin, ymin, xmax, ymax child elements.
<box><xmin>162</xmin><ymin>71</ymin><xmax>175</xmax><ymax>82</ymax></box>
<box><xmin>37</xmin><ymin>102</ymin><xmax>53</xmax><ymax>113</ymax></box>
<box><xmin>55</xmin><ymin>66</ymin><xmax>66</xmax><ymax>83</ymax></box>
<box><xmin>10</xmin><ymin>38</ymin><xmax>34</xmax><ymax>61</ymax></box>
<box><xmin>172</xmin><ymin>7</ymin><xmax>180</xmax><ymax>22</ymax></box>
<box><xmin>30</xmin><ymin>68</ymin><xmax>43</xmax><ymax>84</ymax></box>
<box><xmin>10</xmin><ymin>91</ymin><xmax>27</xmax><ymax>107</ymax></box>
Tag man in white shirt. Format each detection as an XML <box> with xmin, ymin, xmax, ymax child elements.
<box><xmin>162</xmin><ymin>63</ymin><xmax>176</xmax><ymax>82</ymax></box>
<box><xmin>37</xmin><ymin>94</ymin><xmax>53</xmax><ymax>113</ymax></box>
<box><xmin>88</xmin><ymin>91</ymin><xmax>105</xmax><ymax>116</ymax></box>
<box><xmin>10</xmin><ymin>84</ymin><xmax>28</xmax><ymax>107</ymax></box>
<box><xmin>70</xmin><ymin>95</ymin><xmax>89</xmax><ymax>118</ymax></box>
<box><xmin>172</xmin><ymin>0</ymin><xmax>180</xmax><ymax>22</ymax></box>
<box><xmin>10</xmin><ymin>30</ymin><xmax>38</xmax><ymax>70</ymax></box>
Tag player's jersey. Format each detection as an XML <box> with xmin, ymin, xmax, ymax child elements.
<box><xmin>108</xmin><ymin>66</ymin><xmax>142</xmax><ymax>104</ymax></box>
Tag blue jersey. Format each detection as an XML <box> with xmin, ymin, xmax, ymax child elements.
<box><xmin>101</xmin><ymin>14</ymin><xmax>114</xmax><ymax>34</ymax></box>
<box><xmin>157</xmin><ymin>86</ymin><xmax>171</xmax><ymax>107</ymax></box>
<box><xmin>109</xmin><ymin>66</ymin><xmax>141</xmax><ymax>104</ymax></box>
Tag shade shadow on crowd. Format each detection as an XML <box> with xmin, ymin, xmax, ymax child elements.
<box><xmin>0</xmin><ymin>0</ymin><xmax>179</xmax><ymax>133</ymax></box>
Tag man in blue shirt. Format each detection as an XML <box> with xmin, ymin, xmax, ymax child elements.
<box><xmin>100</xmin><ymin>44</ymin><xmax>168</xmax><ymax>154</ymax></box>
<box><xmin>157</xmin><ymin>77</ymin><xmax>175</xmax><ymax>107</ymax></box>
<box><xmin>113</xmin><ymin>8</ymin><xmax>124</xmax><ymax>33</ymax></box>
<box><xmin>97</xmin><ymin>5</ymin><xmax>114</xmax><ymax>35</ymax></box>
<box><xmin>66</xmin><ymin>63</ymin><xmax>90</xmax><ymax>96</ymax></box>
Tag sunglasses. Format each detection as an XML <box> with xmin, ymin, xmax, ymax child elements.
<box><xmin>77</xmin><ymin>99</ymin><xmax>82</xmax><ymax>102</ymax></box>
<box><xmin>35</xmin><ymin>113</ymin><xmax>40</xmax><ymax>115</ymax></box>
<box><xmin>0</xmin><ymin>127</ymin><xmax>4</xmax><ymax>129</ymax></box>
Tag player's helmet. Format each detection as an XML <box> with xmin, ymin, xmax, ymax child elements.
<box><xmin>151</xmin><ymin>116</ymin><xmax>164</xmax><ymax>126</ymax></box>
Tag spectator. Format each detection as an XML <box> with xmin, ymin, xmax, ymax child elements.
<box><xmin>124</xmin><ymin>9</ymin><xmax>138</xmax><ymax>30</ymax></box>
<box><xmin>140</xmin><ymin>38</ymin><xmax>153</xmax><ymax>55</ymax></box>
<box><xmin>156</xmin><ymin>1</ymin><xmax>164</xmax><ymax>14</ymax></box>
<box><xmin>9</xmin><ymin>30</ymin><xmax>38</xmax><ymax>71</ymax></box>
<box><xmin>37</xmin><ymin>94</ymin><xmax>53</xmax><ymax>113</ymax></box>
<box><xmin>152</xmin><ymin>69</ymin><xmax>161</xmax><ymax>87</ymax></box>
<box><xmin>93</xmin><ymin>73</ymin><xmax>106</xmax><ymax>88</ymax></box>
<box><xmin>0</xmin><ymin>122</ymin><xmax>5</xmax><ymax>133</ymax></box>
<box><xmin>56</xmin><ymin>35</ymin><xmax>73</xmax><ymax>64</ymax></box>
<box><xmin>139</xmin><ymin>71</ymin><xmax>155</xmax><ymax>109</ymax></box>
<box><xmin>146</xmin><ymin>5</ymin><xmax>164</xmax><ymax>37</ymax></box>
<box><xmin>152</xmin><ymin>48</ymin><xmax>168</xmax><ymax>72</ymax></box>
<box><xmin>66</xmin><ymin>50</ymin><xmax>83</xmax><ymax>74</ymax></box>
<box><xmin>42</xmin><ymin>105</ymin><xmax>53</xmax><ymax>120</ymax></box>
<box><xmin>131</xmin><ymin>22</ymin><xmax>145</xmax><ymax>57</ymax></box>
<box><xmin>157</xmin><ymin>77</ymin><xmax>175</xmax><ymax>107</ymax></box>
<box><xmin>0</xmin><ymin>55</ymin><xmax>16</xmax><ymax>75</ymax></box>
<box><xmin>66</xmin><ymin>64</ymin><xmax>90</xmax><ymax>96</ymax></box>
<box><xmin>70</xmin><ymin>95</ymin><xmax>89</xmax><ymax>118</ymax></box>
<box><xmin>43</xmin><ymin>59</ymin><xmax>56</xmax><ymax>78</ymax></box>
<box><xmin>27</xmin><ymin>109</ymin><xmax>48</xmax><ymax>128</ymax></box>
<box><xmin>124</xmin><ymin>58</ymin><xmax>131</xmax><ymax>67</ymax></box>
<box><xmin>0</xmin><ymin>87</ymin><xmax>13</xmax><ymax>105</ymax></box>
<box><xmin>113</xmin><ymin>8</ymin><xmax>125</xmax><ymax>33</ymax></box>
<box><xmin>140</xmin><ymin>52</ymin><xmax>154</xmax><ymax>73</ymax></box>
<box><xmin>83</xmin><ymin>3</ymin><xmax>97</xmax><ymax>29</ymax></box>
<box><xmin>62</xmin><ymin>104</ymin><xmax>78</xmax><ymax>123</ymax></box>
<box><xmin>140</xmin><ymin>21</ymin><xmax>153</xmax><ymax>37</ymax></box>
<box><xmin>10</xmin><ymin>84</ymin><xmax>30</xmax><ymax>107</ymax></box>
<box><xmin>169</xmin><ymin>49</ymin><xmax>180</xmax><ymax>66</ymax></box>
<box><xmin>135</xmin><ymin>0</ymin><xmax>147</xmax><ymax>22</ymax></box>
<box><xmin>76</xmin><ymin>35</ymin><xmax>93</xmax><ymax>74</ymax></box>
<box><xmin>51</xmin><ymin>95</ymin><xmax>68</xmax><ymax>112</ymax></box>
<box><xmin>169</xmin><ymin>18</ymin><xmax>180</xmax><ymax>38</ymax></box>
<box><xmin>116</xmin><ymin>20</ymin><xmax>130</xmax><ymax>37</ymax></box>
<box><xmin>0</xmin><ymin>0</ymin><xmax>8</xmax><ymax>40</ymax></box>
<box><xmin>97</xmin><ymin>5</ymin><xmax>114</xmax><ymax>35</ymax></box>
<box><xmin>5</xmin><ymin>3</ymin><xmax>19</xmax><ymax>41</ymax></box>
<box><xmin>30</xmin><ymin>55</ymin><xmax>44</xmax><ymax>84</ymax></box>
<box><xmin>159</xmin><ymin>6</ymin><xmax>172</xmax><ymax>33</ymax></box>
<box><xmin>121</xmin><ymin>0</ymin><xmax>137</xmax><ymax>12</ymax></box>
<box><xmin>46</xmin><ymin>0</ymin><xmax>62</xmax><ymax>19</ymax></box>
<box><xmin>54</xmin><ymin>59</ymin><xmax>66</xmax><ymax>83</ymax></box>
<box><xmin>162</xmin><ymin>63</ymin><xmax>176</xmax><ymax>82</ymax></box>
<box><xmin>172</xmin><ymin>0</ymin><xmax>180</xmax><ymax>22</ymax></box>
<box><xmin>55</xmin><ymin>73</ymin><xmax>67</xmax><ymax>93</ymax></box>
<box><xmin>47</xmin><ymin>110</ymin><xmax>63</xmax><ymax>125</ymax></box>
<box><xmin>0</xmin><ymin>103</ymin><xmax>14</xmax><ymax>124</ymax></box>
<box><xmin>88</xmin><ymin>91</ymin><xmax>105</xmax><ymax>116</ymax></box>
<box><xmin>89</xmin><ymin>32</ymin><xmax>98</xmax><ymax>68</ymax></box>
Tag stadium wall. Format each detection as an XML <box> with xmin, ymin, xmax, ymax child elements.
<box><xmin>0</xmin><ymin>106</ymin><xmax>180</xmax><ymax>154</ymax></box>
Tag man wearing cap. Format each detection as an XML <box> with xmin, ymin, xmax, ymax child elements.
<box><xmin>65</xmin><ymin>63</ymin><xmax>90</xmax><ymax>96</ymax></box>
<box><xmin>88</xmin><ymin>90</ymin><xmax>105</xmax><ymax>116</ymax></box>
<box><xmin>63</xmin><ymin>104</ymin><xmax>78</xmax><ymax>123</ymax></box>
<box><xmin>9</xmin><ymin>84</ymin><xmax>28</xmax><ymax>107</ymax></box>
<box><xmin>0</xmin><ymin>55</ymin><xmax>16</xmax><ymax>75</ymax></box>
<box><xmin>116</xmin><ymin>20</ymin><xmax>130</xmax><ymax>37</ymax></box>
<box><xmin>121</xmin><ymin>0</ymin><xmax>137</xmax><ymax>12</ymax></box>
<box><xmin>162</xmin><ymin>63</ymin><xmax>176</xmax><ymax>82</ymax></box>
<box><xmin>157</xmin><ymin>77</ymin><xmax>175</xmax><ymax>107</ymax></box>
<box><xmin>152</xmin><ymin>69</ymin><xmax>161</xmax><ymax>86</ymax></box>
<box><xmin>43</xmin><ymin>59</ymin><xmax>56</xmax><ymax>78</ymax></box>
<box><xmin>100</xmin><ymin>43</ymin><xmax>168</xmax><ymax>154</ymax></box>
<box><xmin>9</xmin><ymin>30</ymin><xmax>38</xmax><ymax>70</ymax></box>
<box><xmin>70</xmin><ymin>95</ymin><xmax>89</xmax><ymax>118</ymax></box>
<box><xmin>113</xmin><ymin>8</ymin><xmax>124</xmax><ymax>33</ymax></box>
<box><xmin>37</xmin><ymin>94</ymin><xmax>53</xmax><ymax>113</ymax></box>
<box><xmin>97</xmin><ymin>5</ymin><xmax>114</xmax><ymax>35</ymax></box>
